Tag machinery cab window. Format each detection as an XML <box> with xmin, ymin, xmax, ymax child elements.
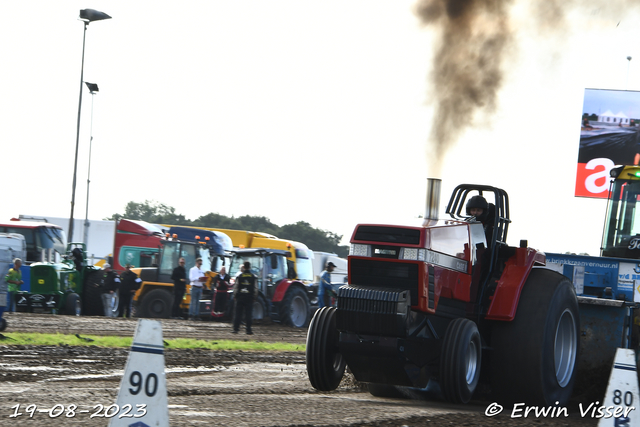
<box><xmin>429</xmin><ymin>223</ymin><xmax>486</xmax><ymax>270</ymax></box>
<box><xmin>602</xmin><ymin>179</ymin><xmax>640</xmax><ymax>258</ymax></box>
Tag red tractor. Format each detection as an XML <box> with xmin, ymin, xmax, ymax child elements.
<box><xmin>306</xmin><ymin>181</ymin><xmax>579</xmax><ymax>406</ymax></box>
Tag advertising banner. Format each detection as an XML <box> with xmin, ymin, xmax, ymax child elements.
<box><xmin>576</xmin><ymin>88</ymin><xmax>640</xmax><ymax>198</ymax></box>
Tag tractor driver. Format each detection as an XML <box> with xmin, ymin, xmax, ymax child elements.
<box><xmin>465</xmin><ymin>195</ymin><xmax>488</xmax><ymax>222</ymax></box>
<box><xmin>466</xmin><ymin>195</ymin><xmax>494</xmax><ymax>247</ymax></box>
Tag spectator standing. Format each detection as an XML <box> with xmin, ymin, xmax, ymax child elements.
<box><xmin>100</xmin><ymin>264</ymin><xmax>120</xmax><ymax>317</ymax></box>
<box><xmin>117</xmin><ymin>264</ymin><xmax>142</xmax><ymax>318</ymax></box>
<box><xmin>189</xmin><ymin>258</ymin><xmax>207</xmax><ymax>320</ymax></box>
<box><xmin>213</xmin><ymin>266</ymin><xmax>231</xmax><ymax>314</ymax></box>
<box><xmin>233</xmin><ymin>261</ymin><xmax>257</xmax><ymax>335</ymax></box>
<box><xmin>171</xmin><ymin>257</ymin><xmax>187</xmax><ymax>319</ymax></box>
<box><xmin>318</xmin><ymin>262</ymin><xmax>337</xmax><ymax>309</ymax></box>
<box><xmin>5</xmin><ymin>258</ymin><xmax>23</xmax><ymax>312</ymax></box>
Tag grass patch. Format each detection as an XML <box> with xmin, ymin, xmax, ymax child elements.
<box><xmin>0</xmin><ymin>332</ymin><xmax>305</xmax><ymax>352</ymax></box>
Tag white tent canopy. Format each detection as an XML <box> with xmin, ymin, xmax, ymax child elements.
<box><xmin>598</xmin><ymin>110</ymin><xmax>630</xmax><ymax>124</ymax></box>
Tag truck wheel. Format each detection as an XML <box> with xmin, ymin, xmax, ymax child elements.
<box><xmin>83</xmin><ymin>270</ymin><xmax>104</xmax><ymax>316</ymax></box>
<box><xmin>138</xmin><ymin>289</ymin><xmax>173</xmax><ymax>318</ymax></box>
<box><xmin>0</xmin><ymin>318</ymin><xmax>6</xmax><ymax>332</ymax></box>
<box><xmin>281</xmin><ymin>286</ymin><xmax>310</xmax><ymax>328</ymax></box>
<box><xmin>64</xmin><ymin>293</ymin><xmax>82</xmax><ymax>316</ymax></box>
<box><xmin>440</xmin><ymin>318</ymin><xmax>482</xmax><ymax>404</ymax></box>
<box><xmin>253</xmin><ymin>294</ymin><xmax>267</xmax><ymax>321</ymax></box>
<box><xmin>491</xmin><ymin>269</ymin><xmax>579</xmax><ymax>406</ymax></box>
<box><xmin>306</xmin><ymin>307</ymin><xmax>346</xmax><ymax>391</ymax></box>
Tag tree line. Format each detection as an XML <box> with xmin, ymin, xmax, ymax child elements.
<box><xmin>106</xmin><ymin>200</ymin><xmax>349</xmax><ymax>257</ymax></box>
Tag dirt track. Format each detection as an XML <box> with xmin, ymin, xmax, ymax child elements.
<box><xmin>0</xmin><ymin>312</ymin><xmax>600</xmax><ymax>426</ymax></box>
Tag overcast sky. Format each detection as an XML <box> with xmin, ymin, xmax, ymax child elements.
<box><xmin>2</xmin><ymin>1</ymin><xmax>640</xmax><ymax>256</ymax></box>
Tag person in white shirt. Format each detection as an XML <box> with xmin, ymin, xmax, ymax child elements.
<box><xmin>188</xmin><ymin>258</ymin><xmax>207</xmax><ymax>320</ymax></box>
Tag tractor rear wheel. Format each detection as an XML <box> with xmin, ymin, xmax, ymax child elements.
<box><xmin>440</xmin><ymin>318</ymin><xmax>482</xmax><ymax>404</ymax></box>
<box><xmin>306</xmin><ymin>307</ymin><xmax>346</xmax><ymax>391</ymax></box>
<box><xmin>82</xmin><ymin>270</ymin><xmax>104</xmax><ymax>316</ymax></box>
<box><xmin>64</xmin><ymin>293</ymin><xmax>82</xmax><ymax>316</ymax></box>
<box><xmin>280</xmin><ymin>286</ymin><xmax>310</xmax><ymax>328</ymax></box>
<box><xmin>491</xmin><ymin>268</ymin><xmax>579</xmax><ymax>406</ymax></box>
<box><xmin>138</xmin><ymin>289</ymin><xmax>173</xmax><ymax>318</ymax></box>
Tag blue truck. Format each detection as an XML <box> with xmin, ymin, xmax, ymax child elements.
<box><xmin>545</xmin><ymin>165</ymin><xmax>640</xmax><ymax>395</ymax></box>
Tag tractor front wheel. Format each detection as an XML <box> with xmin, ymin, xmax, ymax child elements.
<box><xmin>306</xmin><ymin>307</ymin><xmax>346</xmax><ymax>391</ymax></box>
<box><xmin>491</xmin><ymin>268</ymin><xmax>579</xmax><ymax>406</ymax></box>
<box><xmin>138</xmin><ymin>289</ymin><xmax>173</xmax><ymax>318</ymax></box>
<box><xmin>440</xmin><ymin>318</ymin><xmax>482</xmax><ymax>403</ymax></box>
<box><xmin>253</xmin><ymin>294</ymin><xmax>268</xmax><ymax>322</ymax></box>
<box><xmin>280</xmin><ymin>287</ymin><xmax>310</xmax><ymax>328</ymax></box>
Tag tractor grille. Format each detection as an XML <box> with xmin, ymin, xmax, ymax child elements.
<box><xmin>30</xmin><ymin>266</ymin><xmax>57</xmax><ymax>293</ymax></box>
<box><xmin>354</xmin><ymin>226</ymin><xmax>421</xmax><ymax>245</ymax></box>
<box><xmin>428</xmin><ymin>265</ymin><xmax>435</xmax><ymax>309</ymax></box>
<box><xmin>336</xmin><ymin>285</ymin><xmax>410</xmax><ymax>337</ymax></box>
<box><xmin>349</xmin><ymin>258</ymin><xmax>419</xmax><ymax>303</ymax></box>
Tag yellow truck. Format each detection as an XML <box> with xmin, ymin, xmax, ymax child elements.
<box><xmin>160</xmin><ymin>226</ymin><xmax>315</xmax><ymax>282</ymax></box>
<box><xmin>159</xmin><ymin>225</ymin><xmax>317</xmax><ymax>327</ymax></box>
<box><xmin>132</xmin><ymin>228</ymin><xmax>232</xmax><ymax>318</ymax></box>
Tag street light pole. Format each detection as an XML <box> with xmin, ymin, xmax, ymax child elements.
<box><xmin>68</xmin><ymin>9</ymin><xmax>111</xmax><ymax>244</ymax></box>
<box><xmin>83</xmin><ymin>82</ymin><xmax>99</xmax><ymax>246</ymax></box>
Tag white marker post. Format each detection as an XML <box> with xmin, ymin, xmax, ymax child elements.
<box><xmin>598</xmin><ymin>348</ymin><xmax>639</xmax><ymax>427</ymax></box>
<box><xmin>109</xmin><ymin>319</ymin><xmax>169</xmax><ymax>427</ymax></box>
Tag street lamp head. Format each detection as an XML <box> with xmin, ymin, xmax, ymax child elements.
<box><xmin>628</xmin><ymin>56</ymin><xmax>632</xmax><ymax>62</ymax></box>
<box><xmin>84</xmin><ymin>82</ymin><xmax>99</xmax><ymax>94</ymax></box>
<box><xmin>79</xmin><ymin>9</ymin><xmax>111</xmax><ymax>23</ymax></box>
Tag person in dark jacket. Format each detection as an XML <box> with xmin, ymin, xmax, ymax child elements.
<box><xmin>465</xmin><ymin>195</ymin><xmax>494</xmax><ymax>245</ymax></box>
<box><xmin>117</xmin><ymin>264</ymin><xmax>142</xmax><ymax>318</ymax></box>
<box><xmin>232</xmin><ymin>261</ymin><xmax>257</xmax><ymax>335</ymax></box>
<box><xmin>101</xmin><ymin>264</ymin><xmax>120</xmax><ymax>317</ymax></box>
<box><xmin>171</xmin><ymin>257</ymin><xmax>187</xmax><ymax>319</ymax></box>
<box><xmin>213</xmin><ymin>266</ymin><xmax>231</xmax><ymax>314</ymax></box>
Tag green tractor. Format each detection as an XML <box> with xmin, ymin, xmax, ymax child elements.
<box><xmin>15</xmin><ymin>243</ymin><xmax>104</xmax><ymax>316</ymax></box>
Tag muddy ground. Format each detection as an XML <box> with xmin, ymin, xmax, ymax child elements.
<box><xmin>0</xmin><ymin>313</ymin><xmax>601</xmax><ymax>426</ymax></box>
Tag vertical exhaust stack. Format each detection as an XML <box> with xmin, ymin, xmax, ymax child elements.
<box><xmin>423</xmin><ymin>178</ymin><xmax>441</xmax><ymax>226</ymax></box>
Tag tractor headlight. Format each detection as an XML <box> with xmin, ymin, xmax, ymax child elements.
<box><xmin>400</xmin><ymin>248</ymin><xmax>426</xmax><ymax>261</ymax></box>
<box><xmin>349</xmin><ymin>244</ymin><xmax>371</xmax><ymax>257</ymax></box>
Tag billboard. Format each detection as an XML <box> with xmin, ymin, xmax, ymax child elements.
<box><xmin>576</xmin><ymin>88</ymin><xmax>640</xmax><ymax>198</ymax></box>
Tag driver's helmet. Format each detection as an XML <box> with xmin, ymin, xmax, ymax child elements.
<box><xmin>465</xmin><ymin>195</ymin><xmax>488</xmax><ymax>222</ymax></box>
